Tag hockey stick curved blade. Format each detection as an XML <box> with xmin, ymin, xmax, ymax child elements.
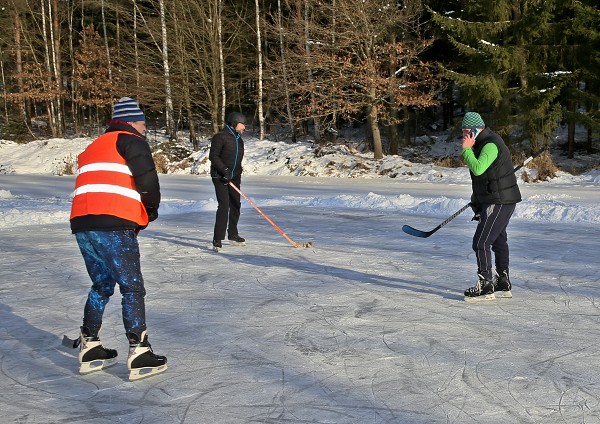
<box><xmin>294</xmin><ymin>241</ymin><xmax>315</xmax><ymax>248</ymax></box>
<box><xmin>402</xmin><ymin>203</ymin><xmax>471</xmax><ymax>238</ymax></box>
<box><xmin>402</xmin><ymin>225</ymin><xmax>434</xmax><ymax>238</ymax></box>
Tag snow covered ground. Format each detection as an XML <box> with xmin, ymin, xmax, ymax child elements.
<box><xmin>0</xmin><ymin>134</ymin><xmax>599</xmax><ymax>423</ymax></box>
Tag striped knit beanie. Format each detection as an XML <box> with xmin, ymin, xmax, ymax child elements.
<box><xmin>112</xmin><ymin>97</ymin><xmax>145</xmax><ymax>122</ymax></box>
<box><xmin>462</xmin><ymin>112</ymin><xmax>485</xmax><ymax>129</ymax></box>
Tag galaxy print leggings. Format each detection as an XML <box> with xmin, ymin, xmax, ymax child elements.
<box><xmin>75</xmin><ymin>230</ymin><xmax>146</xmax><ymax>338</ymax></box>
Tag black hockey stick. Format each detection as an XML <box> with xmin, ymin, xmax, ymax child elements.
<box><xmin>402</xmin><ymin>147</ymin><xmax>546</xmax><ymax>238</ymax></box>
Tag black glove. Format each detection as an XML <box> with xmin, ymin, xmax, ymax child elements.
<box><xmin>220</xmin><ymin>168</ymin><xmax>230</xmax><ymax>185</ymax></box>
<box><xmin>146</xmin><ymin>207</ymin><xmax>159</xmax><ymax>222</ymax></box>
<box><xmin>469</xmin><ymin>202</ymin><xmax>480</xmax><ymax>221</ymax></box>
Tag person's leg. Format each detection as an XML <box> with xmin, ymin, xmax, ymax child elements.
<box><xmin>227</xmin><ymin>177</ymin><xmax>242</xmax><ymax>238</ymax></box>
<box><xmin>491</xmin><ymin>203</ymin><xmax>515</xmax><ymax>273</ymax></box>
<box><xmin>75</xmin><ymin>231</ymin><xmax>119</xmax><ymax>372</ymax></box>
<box><xmin>491</xmin><ymin>204</ymin><xmax>516</xmax><ymax>297</ymax></box>
<box><xmin>212</xmin><ymin>179</ymin><xmax>230</xmax><ymax>241</ymax></box>
<box><xmin>78</xmin><ymin>230</ymin><xmax>147</xmax><ymax>336</ymax></box>
<box><xmin>76</xmin><ymin>231</ymin><xmax>117</xmax><ymax>337</ymax></box>
<box><xmin>107</xmin><ymin>230</ymin><xmax>147</xmax><ymax>336</ymax></box>
<box><xmin>472</xmin><ymin>204</ymin><xmax>509</xmax><ymax>281</ymax></box>
<box><xmin>465</xmin><ymin>204</ymin><xmax>508</xmax><ymax>300</ymax></box>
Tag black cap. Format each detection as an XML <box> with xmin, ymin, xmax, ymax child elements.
<box><xmin>227</xmin><ymin>112</ymin><xmax>246</xmax><ymax>126</ymax></box>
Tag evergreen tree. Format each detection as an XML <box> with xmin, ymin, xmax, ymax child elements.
<box><xmin>427</xmin><ymin>0</ymin><xmax>599</xmax><ymax>159</ymax></box>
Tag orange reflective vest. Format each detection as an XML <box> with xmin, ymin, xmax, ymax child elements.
<box><xmin>70</xmin><ymin>131</ymin><xmax>149</xmax><ymax>226</ymax></box>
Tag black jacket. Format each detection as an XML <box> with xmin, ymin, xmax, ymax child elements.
<box><xmin>70</xmin><ymin>121</ymin><xmax>160</xmax><ymax>233</ymax></box>
<box><xmin>209</xmin><ymin>126</ymin><xmax>244</xmax><ymax>180</ymax></box>
<box><xmin>470</xmin><ymin>128</ymin><xmax>521</xmax><ymax>208</ymax></box>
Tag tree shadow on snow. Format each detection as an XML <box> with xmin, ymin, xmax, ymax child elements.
<box><xmin>143</xmin><ymin>230</ymin><xmax>463</xmax><ymax>300</ymax></box>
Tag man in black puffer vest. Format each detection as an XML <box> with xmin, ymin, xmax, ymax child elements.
<box><xmin>461</xmin><ymin>112</ymin><xmax>521</xmax><ymax>302</ymax></box>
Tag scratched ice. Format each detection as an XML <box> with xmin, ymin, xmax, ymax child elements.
<box><xmin>1</xmin><ymin>170</ymin><xmax>599</xmax><ymax>423</ymax></box>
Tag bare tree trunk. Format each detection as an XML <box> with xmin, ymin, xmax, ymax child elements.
<box><xmin>367</xmin><ymin>87</ymin><xmax>383</xmax><ymax>159</ymax></box>
<box><xmin>304</xmin><ymin>0</ymin><xmax>320</xmax><ymax>143</ymax></box>
<box><xmin>133</xmin><ymin>0</ymin><xmax>140</xmax><ymax>90</ymax></box>
<box><xmin>388</xmin><ymin>104</ymin><xmax>399</xmax><ymax>155</ymax></box>
<box><xmin>100</xmin><ymin>0</ymin><xmax>112</xmax><ymax>84</ymax></box>
<box><xmin>158</xmin><ymin>0</ymin><xmax>175</xmax><ymax>139</ymax></box>
<box><xmin>172</xmin><ymin>0</ymin><xmax>198</xmax><ymax>149</ymax></box>
<box><xmin>0</xmin><ymin>47</ymin><xmax>7</xmax><ymax>124</ymax></box>
<box><xmin>217</xmin><ymin>0</ymin><xmax>226</xmax><ymax>128</ymax></box>
<box><xmin>66</xmin><ymin>0</ymin><xmax>79</xmax><ymax>133</ymax></box>
<box><xmin>402</xmin><ymin>107</ymin><xmax>411</xmax><ymax>147</ymax></box>
<box><xmin>50</xmin><ymin>0</ymin><xmax>64</xmax><ymax>135</ymax></box>
<box><xmin>40</xmin><ymin>0</ymin><xmax>57</xmax><ymax>136</ymax></box>
<box><xmin>255</xmin><ymin>0</ymin><xmax>265</xmax><ymax>139</ymax></box>
<box><xmin>277</xmin><ymin>0</ymin><xmax>296</xmax><ymax>142</ymax></box>
<box><xmin>13</xmin><ymin>11</ymin><xmax>27</xmax><ymax>124</ymax></box>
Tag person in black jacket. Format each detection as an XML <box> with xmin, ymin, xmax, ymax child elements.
<box><xmin>209</xmin><ymin>112</ymin><xmax>247</xmax><ymax>251</ymax></box>
<box><xmin>460</xmin><ymin>112</ymin><xmax>521</xmax><ymax>302</ymax></box>
<box><xmin>70</xmin><ymin>97</ymin><xmax>167</xmax><ymax>380</ymax></box>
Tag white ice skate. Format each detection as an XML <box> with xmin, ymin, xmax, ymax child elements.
<box><xmin>127</xmin><ymin>330</ymin><xmax>168</xmax><ymax>381</ymax></box>
<box><xmin>78</xmin><ymin>327</ymin><xmax>118</xmax><ymax>374</ymax></box>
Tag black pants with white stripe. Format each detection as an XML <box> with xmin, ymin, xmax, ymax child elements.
<box><xmin>472</xmin><ymin>203</ymin><xmax>516</xmax><ymax>281</ymax></box>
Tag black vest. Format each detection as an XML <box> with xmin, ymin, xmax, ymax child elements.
<box><xmin>470</xmin><ymin>128</ymin><xmax>521</xmax><ymax>206</ymax></box>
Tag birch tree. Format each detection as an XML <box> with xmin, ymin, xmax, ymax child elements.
<box><xmin>254</xmin><ymin>0</ymin><xmax>265</xmax><ymax>139</ymax></box>
<box><xmin>158</xmin><ymin>0</ymin><xmax>175</xmax><ymax>139</ymax></box>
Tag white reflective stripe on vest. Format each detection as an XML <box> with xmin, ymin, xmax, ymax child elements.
<box><xmin>77</xmin><ymin>162</ymin><xmax>133</xmax><ymax>175</ymax></box>
<box><xmin>72</xmin><ymin>184</ymin><xmax>141</xmax><ymax>201</ymax></box>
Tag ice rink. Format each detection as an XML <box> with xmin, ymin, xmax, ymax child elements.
<box><xmin>1</xmin><ymin>175</ymin><xmax>599</xmax><ymax>423</ymax></box>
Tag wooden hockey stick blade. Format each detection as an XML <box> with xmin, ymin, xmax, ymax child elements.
<box><xmin>293</xmin><ymin>241</ymin><xmax>315</xmax><ymax>248</ymax></box>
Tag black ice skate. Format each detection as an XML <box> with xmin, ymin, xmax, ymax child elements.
<box><xmin>228</xmin><ymin>234</ymin><xmax>246</xmax><ymax>246</ymax></box>
<box><xmin>464</xmin><ymin>274</ymin><xmax>495</xmax><ymax>302</ymax></box>
<box><xmin>77</xmin><ymin>326</ymin><xmax>118</xmax><ymax>374</ymax></box>
<box><xmin>127</xmin><ymin>331</ymin><xmax>167</xmax><ymax>381</ymax></box>
<box><xmin>494</xmin><ymin>269</ymin><xmax>512</xmax><ymax>298</ymax></box>
<box><xmin>212</xmin><ymin>239</ymin><xmax>222</xmax><ymax>252</ymax></box>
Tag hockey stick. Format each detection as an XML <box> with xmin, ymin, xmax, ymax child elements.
<box><xmin>402</xmin><ymin>147</ymin><xmax>546</xmax><ymax>238</ymax></box>
<box><xmin>228</xmin><ymin>182</ymin><xmax>314</xmax><ymax>248</ymax></box>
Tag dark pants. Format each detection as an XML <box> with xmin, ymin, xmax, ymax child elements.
<box><xmin>212</xmin><ymin>175</ymin><xmax>241</xmax><ymax>241</ymax></box>
<box><xmin>75</xmin><ymin>230</ymin><xmax>146</xmax><ymax>338</ymax></box>
<box><xmin>472</xmin><ymin>203</ymin><xmax>516</xmax><ymax>280</ymax></box>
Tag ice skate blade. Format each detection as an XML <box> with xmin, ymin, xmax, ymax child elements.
<box><xmin>464</xmin><ymin>293</ymin><xmax>496</xmax><ymax>303</ymax></box>
<box><xmin>79</xmin><ymin>357</ymin><xmax>118</xmax><ymax>374</ymax></box>
<box><xmin>129</xmin><ymin>364</ymin><xmax>168</xmax><ymax>381</ymax></box>
<box><xmin>494</xmin><ymin>290</ymin><xmax>512</xmax><ymax>299</ymax></box>
<box><xmin>229</xmin><ymin>241</ymin><xmax>246</xmax><ymax>246</ymax></box>
<box><xmin>212</xmin><ymin>245</ymin><xmax>222</xmax><ymax>252</ymax></box>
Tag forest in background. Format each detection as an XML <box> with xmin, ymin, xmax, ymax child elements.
<box><xmin>0</xmin><ymin>0</ymin><xmax>598</xmax><ymax>165</ymax></box>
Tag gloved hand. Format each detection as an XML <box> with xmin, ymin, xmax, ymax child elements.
<box><xmin>220</xmin><ymin>168</ymin><xmax>230</xmax><ymax>185</ymax></box>
<box><xmin>469</xmin><ymin>202</ymin><xmax>480</xmax><ymax>221</ymax></box>
<box><xmin>146</xmin><ymin>207</ymin><xmax>159</xmax><ymax>222</ymax></box>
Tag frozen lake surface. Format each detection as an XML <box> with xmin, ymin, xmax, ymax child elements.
<box><xmin>0</xmin><ymin>174</ymin><xmax>599</xmax><ymax>423</ymax></box>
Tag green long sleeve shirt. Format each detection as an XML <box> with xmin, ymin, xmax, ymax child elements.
<box><xmin>462</xmin><ymin>143</ymin><xmax>499</xmax><ymax>176</ymax></box>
